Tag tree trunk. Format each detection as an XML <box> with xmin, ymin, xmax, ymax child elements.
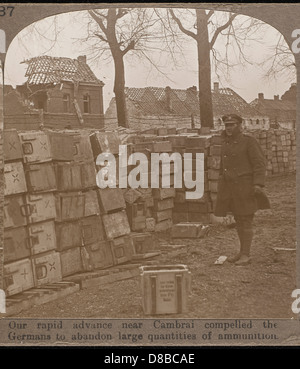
<box><xmin>196</xmin><ymin>9</ymin><xmax>214</xmax><ymax>128</ymax></box>
<box><xmin>107</xmin><ymin>9</ymin><xmax>129</xmax><ymax>128</ymax></box>
<box><xmin>112</xmin><ymin>53</ymin><xmax>128</xmax><ymax>128</ymax></box>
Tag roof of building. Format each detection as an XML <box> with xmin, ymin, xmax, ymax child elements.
<box><xmin>22</xmin><ymin>55</ymin><xmax>103</xmax><ymax>85</ymax></box>
<box><xmin>123</xmin><ymin>85</ymin><xmax>265</xmax><ymax>118</ymax></box>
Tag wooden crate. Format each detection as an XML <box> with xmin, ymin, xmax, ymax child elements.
<box><xmin>81</xmin><ymin>215</ymin><xmax>106</xmax><ymax>245</ymax></box>
<box><xmin>25</xmin><ymin>162</ymin><xmax>57</xmax><ymax>193</ymax></box>
<box><xmin>47</xmin><ymin>131</ymin><xmax>75</xmax><ymax>161</ymax></box>
<box><xmin>28</xmin><ymin>221</ymin><xmax>57</xmax><ymax>255</ymax></box>
<box><xmin>56</xmin><ymin>220</ymin><xmax>82</xmax><ymax>251</ymax></box>
<box><xmin>110</xmin><ymin>235</ymin><xmax>135</xmax><ymax>265</ymax></box>
<box><xmin>98</xmin><ymin>187</ymin><xmax>126</xmax><ymax>213</ymax></box>
<box><xmin>153</xmin><ymin>198</ymin><xmax>174</xmax><ymax>212</ymax></box>
<box><xmin>102</xmin><ymin>211</ymin><xmax>131</xmax><ymax>239</ymax></box>
<box><xmin>90</xmin><ymin>131</ymin><xmax>121</xmax><ymax>156</ymax></box>
<box><xmin>140</xmin><ymin>264</ymin><xmax>191</xmax><ymax>315</ymax></box>
<box><xmin>4</xmin><ymin>161</ymin><xmax>27</xmax><ymax>196</ymax></box>
<box><xmin>83</xmin><ymin>189</ymin><xmax>100</xmax><ymax>217</ymax></box>
<box><xmin>3</xmin><ymin>258</ymin><xmax>35</xmax><ymax>296</ymax></box>
<box><xmin>3</xmin><ymin>129</ymin><xmax>23</xmax><ymax>162</ymax></box>
<box><xmin>4</xmin><ymin>227</ymin><xmax>31</xmax><ymax>263</ymax></box>
<box><xmin>4</xmin><ymin>195</ymin><xmax>28</xmax><ymax>229</ymax></box>
<box><xmin>55</xmin><ymin>162</ymin><xmax>82</xmax><ymax>191</ymax></box>
<box><xmin>55</xmin><ymin>192</ymin><xmax>85</xmax><ymax>222</ymax></box>
<box><xmin>60</xmin><ymin>247</ymin><xmax>83</xmax><ymax>277</ymax></box>
<box><xmin>26</xmin><ymin>193</ymin><xmax>57</xmax><ymax>224</ymax></box>
<box><xmin>19</xmin><ymin>131</ymin><xmax>52</xmax><ymax>163</ymax></box>
<box><xmin>81</xmin><ymin>241</ymin><xmax>114</xmax><ymax>271</ymax></box>
<box><xmin>31</xmin><ymin>251</ymin><xmax>62</xmax><ymax>287</ymax></box>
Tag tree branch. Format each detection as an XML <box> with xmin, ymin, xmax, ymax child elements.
<box><xmin>206</xmin><ymin>10</ymin><xmax>214</xmax><ymax>21</ymax></box>
<box><xmin>169</xmin><ymin>9</ymin><xmax>197</xmax><ymax>40</ymax></box>
<box><xmin>116</xmin><ymin>8</ymin><xmax>129</xmax><ymax>19</ymax></box>
<box><xmin>122</xmin><ymin>40</ymin><xmax>135</xmax><ymax>55</ymax></box>
<box><xmin>209</xmin><ymin>13</ymin><xmax>238</xmax><ymax>49</ymax></box>
<box><xmin>95</xmin><ymin>33</ymin><xmax>108</xmax><ymax>43</ymax></box>
<box><xmin>88</xmin><ymin>10</ymin><xmax>107</xmax><ymax>35</ymax></box>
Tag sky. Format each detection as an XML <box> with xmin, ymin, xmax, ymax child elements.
<box><xmin>3</xmin><ymin>8</ymin><xmax>296</xmax><ymax>112</ymax></box>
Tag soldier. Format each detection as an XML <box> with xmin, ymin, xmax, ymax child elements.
<box><xmin>214</xmin><ymin>114</ymin><xmax>270</xmax><ymax>266</ymax></box>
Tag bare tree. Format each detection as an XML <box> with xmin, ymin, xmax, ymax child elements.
<box><xmin>260</xmin><ymin>33</ymin><xmax>296</xmax><ymax>84</ymax></box>
<box><xmin>164</xmin><ymin>8</ymin><xmax>265</xmax><ymax>128</ymax></box>
<box><xmin>86</xmin><ymin>8</ymin><xmax>161</xmax><ymax>128</ymax></box>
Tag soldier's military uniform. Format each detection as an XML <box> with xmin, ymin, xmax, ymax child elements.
<box><xmin>214</xmin><ymin>114</ymin><xmax>270</xmax><ymax>265</ymax></box>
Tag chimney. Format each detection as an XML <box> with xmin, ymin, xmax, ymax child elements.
<box><xmin>258</xmin><ymin>93</ymin><xmax>264</xmax><ymax>100</ymax></box>
<box><xmin>274</xmin><ymin>95</ymin><xmax>279</xmax><ymax>101</ymax></box>
<box><xmin>213</xmin><ymin>82</ymin><xmax>219</xmax><ymax>92</ymax></box>
<box><xmin>187</xmin><ymin>86</ymin><xmax>197</xmax><ymax>95</ymax></box>
<box><xmin>165</xmin><ymin>86</ymin><xmax>172</xmax><ymax>112</ymax></box>
<box><xmin>77</xmin><ymin>55</ymin><xmax>87</xmax><ymax>64</ymax></box>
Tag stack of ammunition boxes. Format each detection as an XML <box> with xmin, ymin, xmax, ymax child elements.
<box><xmin>3</xmin><ymin>130</ymin><xmax>61</xmax><ymax>296</ymax></box>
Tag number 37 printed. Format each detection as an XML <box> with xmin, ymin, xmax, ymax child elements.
<box><xmin>0</xmin><ymin>6</ymin><xmax>15</xmax><ymax>17</ymax></box>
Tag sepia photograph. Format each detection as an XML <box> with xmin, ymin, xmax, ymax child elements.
<box><xmin>0</xmin><ymin>3</ymin><xmax>299</xmax><ymax>347</ymax></box>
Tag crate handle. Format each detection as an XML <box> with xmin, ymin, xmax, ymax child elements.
<box><xmin>73</xmin><ymin>143</ymin><xmax>79</xmax><ymax>156</ymax></box>
<box><xmin>20</xmin><ymin>204</ymin><xmax>33</xmax><ymax>217</ymax></box>
<box><xmin>29</xmin><ymin>226</ymin><xmax>43</xmax><ymax>234</ymax></box>
<box><xmin>27</xmin><ymin>194</ymin><xmax>42</xmax><ymax>201</ymax></box>
<box><xmin>25</xmin><ymin>236</ymin><xmax>35</xmax><ymax>249</ymax></box>
<box><xmin>36</xmin><ymin>265</ymin><xmax>47</xmax><ymax>279</ymax></box>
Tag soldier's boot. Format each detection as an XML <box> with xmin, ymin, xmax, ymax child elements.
<box><xmin>235</xmin><ymin>221</ymin><xmax>253</xmax><ymax>266</ymax></box>
<box><xmin>227</xmin><ymin>223</ymin><xmax>243</xmax><ymax>263</ymax></box>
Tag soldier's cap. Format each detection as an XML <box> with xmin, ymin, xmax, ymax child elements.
<box><xmin>222</xmin><ymin>114</ymin><xmax>243</xmax><ymax>125</ymax></box>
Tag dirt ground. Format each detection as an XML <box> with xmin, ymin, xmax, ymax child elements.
<box><xmin>13</xmin><ymin>173</ymin><xmax>297</xmax><ymax>319</ymax></box>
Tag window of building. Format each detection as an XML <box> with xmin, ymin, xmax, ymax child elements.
<box><xmin>83</xmin><ymin>94</ymin><xmax>90</xmax><ymax>114</ymax></box>
<box><xmin>63</xmin><ymin>93</ymin><xmax>70</xmax><ymax>113</ymax></box>
<box><xmin>256</xmin><ymin>119</ymin><xmax>260</xmax><ymax>125</ymax></box>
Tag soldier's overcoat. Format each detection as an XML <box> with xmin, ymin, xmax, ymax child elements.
<box><xmin>214</xmin><ymin>128</ymin><xmax>270</xmax><ymax>217</ymax></box>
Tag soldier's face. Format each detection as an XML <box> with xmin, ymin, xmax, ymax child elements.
<box><xmin>225</xmin><ymin>122</ymin><xmax>237</xmax><ymax>136</ymax></box>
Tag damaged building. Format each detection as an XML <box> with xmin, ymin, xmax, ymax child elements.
<box><xmin>4</xmin><ymin>55</ymin><xmax>105</xmax><ymax>130</ymax></box>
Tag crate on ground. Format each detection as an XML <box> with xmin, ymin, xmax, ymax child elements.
<box><xmin>110</xmin><ymin>235</ymin><xmax>135</xmax><ymax>265</ymax></box>
<box><xmin>171</xmin><ymin>222</ymin><xmax>209</xmax><ymax>238</ymax></box>
<box><xmin>81</xmin><ymin>241</ymin><xmax>114</xmax><ymax>271</ymax></box>
<box><xmin>31</xmin><ymin>251</ymin><xmax>62</xmax><ymax>287</ymax></box>
<box><xmin>140</xmin><ymin>264</ymin><xmax>191</xmax><ymax>315</ymax></box>
<box><xmin>131</xmin><ymin>232</ymin><xmax>155</xmax><ymax>254</ymax></box>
